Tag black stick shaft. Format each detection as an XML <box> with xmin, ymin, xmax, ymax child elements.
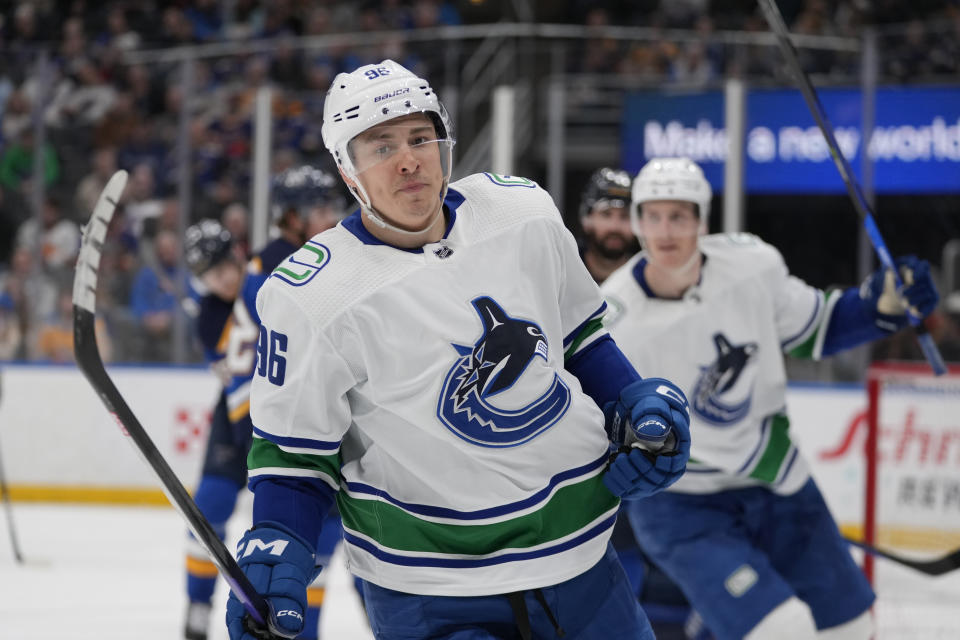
<box><xmin>0</xmin><ymin>426</ymin><xmax>24</xmax><ymax>563</ymax></box>
<box><xmin>757</xmin><ymin>0</ymin><xmax>946</xmax><ymax>376</ymax></box>
<box><xmin>846</xmin><ymin>537</ymin><xmax>960</xmax><ymax>577</ymax></box>
<box><xmin>71</xmin><ymin>170</ymin><xmax>276</xmax><ymax>633</ymax></box>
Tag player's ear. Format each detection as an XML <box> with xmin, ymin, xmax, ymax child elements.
<box><xmin>338</xmin><ymin>168</ymin><xmax>367</xmax><ymax>204</ymax></box>
<box><xmin>338</xmin><ymin>168</ymin><xmax>357</xmax><ymax>191</ymax></box>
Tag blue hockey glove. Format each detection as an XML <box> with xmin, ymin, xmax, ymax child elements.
<box><xmin>602</xmin><ymin>378</ymin><xmax>691</xmax><ymax>500</ymax></box>
<box><xmin>859</xmin><ymin>255</ymin><xmax>939</xmax><ymax>332</ymax></box>
<box><xmin>226</xmin><ymin>522</ymin><xmax>320</xmax><ymax>640</ymax></box>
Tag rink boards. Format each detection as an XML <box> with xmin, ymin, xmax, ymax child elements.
<box><xmin>0</xmin><ymin>363</ymin><xmax>956</xmax><ymax>551</ymax></box>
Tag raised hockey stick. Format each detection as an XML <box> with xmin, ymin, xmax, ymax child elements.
<box><xmin>0</xmin><ymin>372</ymin><xmax>24</xmax><ymax>564</ymax></box>
<box><xmin>72</xmin><ymin>171</ymin><xmax>277</xmax><ymax>636</ymax></box>
<box><xmin>757</xmin><ymin>0</ymin><xmax>947</xmax><ymax>376</ymax></box>
<box><xmin>845</xmin><ymin>537</ymin><xmax>960</xmax><ymax>577</ymax></box>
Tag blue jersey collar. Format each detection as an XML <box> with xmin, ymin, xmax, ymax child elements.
<box><xmin>632</xmin><ymin>255</ymin><xmax>707</xmax><ymax>300</ymax></box>
<box><xmin>342</xmin><ymin>187</ymin><xmax>465</xmax><ymax>253</ymax></box>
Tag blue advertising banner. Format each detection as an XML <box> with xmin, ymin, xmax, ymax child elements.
<box><xmin>621</xmin><ymin>86</ymin><xmax>960</xmax><ymax>194</ymax></box>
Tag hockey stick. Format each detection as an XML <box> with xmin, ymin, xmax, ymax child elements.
<box><xmin>757</xmin><ymin>0</ymin><xmax>947</xmax><ymax>376</ymax></box>
<box><xmin>0</xmin><ymin>372</ymin><xmax>24</xmax><ymax>564</ymax></box>
<box><xmin>72</xmin><ymin>171</ymin><xmax>277</xmax><ymax>636</ymax></box>
<box><xmin>845</xmin><ymin>537</ymin><xmax>960</xmax><ymax>577</ymax></box>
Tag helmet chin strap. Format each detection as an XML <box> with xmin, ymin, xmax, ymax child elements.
<box><xmin>638</xmin><ymin>233</ymin><xmax>703</xmax><ymax>280</ymax></box>
<box><xmin>343</xmin><ymin>145</ymin><xmax>453</xmax><ymax>245</ymax></box>
<box><xmin>355</xmin><ymin>179</ymin><xmax>449</xmax><ymax>242</ymax></box>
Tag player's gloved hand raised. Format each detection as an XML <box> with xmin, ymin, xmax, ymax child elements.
<box><xmin>602</xmin><ymin>378</ymin><xmax>691</xmax><ymax>500</ymax></box>
<box><xmin>226</xmin><ymin>522</ymin><xmax>320</xmax><ymax>640</ymax></box>
<box><xmin>860</xmin><ymin>255</ymin><xmax>939</xmax><ymax>332</ymax></box>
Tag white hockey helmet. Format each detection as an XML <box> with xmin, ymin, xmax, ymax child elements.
<box><xmin>322</xmin><ymin>60</ymin><xmax>453</xmax><ymax>177</ymax></box>
<box><xmin>321</xmin><ymin>60</ymin><xmax>455</xmax><ymax>235</ymax></box>
<box><xmin>630</xmin><ymin>157</ymin><xmax>712</xmax><ymax>238</ymax></box>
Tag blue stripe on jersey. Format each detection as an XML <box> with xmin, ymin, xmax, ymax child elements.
<box><xmin>344</xmin><ymin>453</ymin><xmax>609</xmax><ymax>521</ymax></box>
<box><xmin>631</xmin><ymin>256</ymin><xmax>707</xmax><ymax>300</ymax></box>
<box><xmin>343</xmin><ymin>512</ymin><xmax>616</xmax><ymax>568</ymax></box>
<box><xmin>776</xmin><ymin>447</ymin><xmax>800</xmax><ymax>486</ymax></box>
<box><xmin>563</xmin><ymin>302</ymin><xmax>607</xmax><ymax>348</ymax></box>
<box><xmin>736</xmin><ymin>415</ymin><xmax>771</xmax><ymax>474</ymax></box>
<box><xmin>780</xmin><ymin>290</ymin><xmax>821</xmax><ymax>349</ymax></box>
<box><xmin>341</xmin><ymin>188</ymin><xmax>466</xmax><ymax>252</ymax></box>
<box><xmin>632</xmin><ymin>258</ymin><xmax>658</xmax><ymax>298</ymax></box>
<box><xmin>252</xmin><ymin>425</ymin><xmax>341</xmax><ymax>451</ymax></box>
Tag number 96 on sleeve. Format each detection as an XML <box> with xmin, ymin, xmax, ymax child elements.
<box><xmin>256</xmin><ymin>327</ymin><xmax>288</xmax><ymax>385</ymax></box>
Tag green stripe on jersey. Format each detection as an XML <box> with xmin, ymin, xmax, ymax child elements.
<box><xmin>748</xmin><ymin>414</ymin><xmax>793</xmax><ymax>483</ymax></box>
<box><xmin>787</xmin><ymin>289</ymin><xmax>837</xmax><ymax>359</ymax></box>
<box><xmin>338</xmin><ymin>472</ymin><xmax>618</xmax><ymax>556</ymax></box>
<box><xmin>564</xmin><ymin>317</ymin><xmax>605</xmax><ymax>360</ymax></box>
<box><xmin>787</xmin><ymin>329</ymin><xmax>819</xmax><ymax>359</ymax></box>
<box><xmin>247</xmin><ymin>437</ymin><xmax>341</xmax><ymax>480</ymax></box>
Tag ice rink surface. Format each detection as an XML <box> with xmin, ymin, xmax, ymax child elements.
<box><xmin>0</xmin><ymin>501</ymin><xmax>373</xmax><ymax>640</ymax></box>
<box><xmin>0</xmin><ymin>502</ymin><xmax>957</xmax><ymax>639</ymax></box>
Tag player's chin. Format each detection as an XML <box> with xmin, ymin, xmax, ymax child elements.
<box><xmin>396</xmin><ymin>204</ymin><xmax>441</xmax><ymax>231</ymax></box>
<box><xmin>649</xmin><ymin>250</ymin><xmax>687</xmax><ymax>270</ymax></box>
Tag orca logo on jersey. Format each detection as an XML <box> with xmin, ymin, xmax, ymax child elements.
<box><xmin>436</xmin><ymin>296</ymin><xmax>571</xmax><ymax>447</ymax></box>
<box><xmin>691</xmin><ymin>332</ymin><xmax>758</xmax><ymax>425</ymax></box>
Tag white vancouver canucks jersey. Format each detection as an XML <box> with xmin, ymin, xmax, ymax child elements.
<box><xmin>248</xmin><ymin>173</ymin><xmax>618</xmax><ymax>596</ymax></box>
<box><xmin>602</xmin><ymin>233</ymin><xmax>829</xmax><ymax>496</ymax></box>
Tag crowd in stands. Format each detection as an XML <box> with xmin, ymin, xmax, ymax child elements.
<box><xmin>0</xmin><ymin>0</ymin><xmax>957</xmax><ymax>364</ymax></box>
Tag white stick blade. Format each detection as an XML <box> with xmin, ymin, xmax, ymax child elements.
<box><xmin>72</xmin><ymin>170</ymin><xmax>129</xmax><ymax>313</ymax></box>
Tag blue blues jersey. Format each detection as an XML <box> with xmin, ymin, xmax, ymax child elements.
<box><xmin>195</xmin><ymin>294</ymin><xmax>234</xmax><ymax>364</ymax></box>
<box><xmin>225</xmin><ymin>238</ymin><xmax>298</xmax><ymax>424</ymax></box>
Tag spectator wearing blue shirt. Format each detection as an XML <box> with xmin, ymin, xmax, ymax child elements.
<box><xmin>129</xmin><ymin>229</ymin><xmax>184</xmax><ymax>362</ymax></box>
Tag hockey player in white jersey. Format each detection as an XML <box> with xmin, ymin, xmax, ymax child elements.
<box><xmin>225</xmin><ymin>60</ymin><xmax>692</xmax><ymax>640</ymax></box>
<box><xmin>601</xmin><ymin>157</ymin><xmax>940</xmax><ymax>640</ymax></box>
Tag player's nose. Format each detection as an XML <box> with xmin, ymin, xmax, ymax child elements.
<box><xmin>396</xmin><ymin>145</ymin><xmax>420</xmax><ymax>173</ymax></box>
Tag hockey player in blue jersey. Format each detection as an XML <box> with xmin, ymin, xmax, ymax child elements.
<box><xmin>226</xmin><ymin>59</ymin><xmax>692</xmax><ymax>640</ymax></box>
<box><xmin>183</xmin><ymin>219</ymin><xmax>248</xmax><ymax>640</ymax></box>
<box><xmin>601</xmin><ymin>157</ymin><xmax>940</xmax><ymax>640</ymax></box>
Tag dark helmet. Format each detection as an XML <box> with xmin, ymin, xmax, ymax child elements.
<box><xmin>271</xmin><ymin>166</ymin><xmax>345</xmax><ymax>224</ymax></box>
<box><xmin>579</xmin><ymin>167</ymin><xmax>632</xmax><ymax>220</ymax></box>
<box><xmin>184</xmin><ymin>219</ymin><xmax>233</xmax><ymax>277</ymax></box>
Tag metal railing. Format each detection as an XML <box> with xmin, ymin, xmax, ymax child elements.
<box><xmin>6</xmin><ymin>21</ymin><xmax>957</xmax><ymax>368</ymax></box>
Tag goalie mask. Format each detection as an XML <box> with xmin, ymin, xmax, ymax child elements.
<box><xmin>321</xmin><ymin>59</ymin><xmax>455</xmax><ymax>237</ymax></box>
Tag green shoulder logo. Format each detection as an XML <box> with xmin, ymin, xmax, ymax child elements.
<box><xmin>271</xmin><ymin>241</ymin><xmax>331</xmax><ymax>287</ymax></box>
<box><xmin>484</xmin><ymin>173</ymin><xmax>536</xmax><ymax>188</ymax></box>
